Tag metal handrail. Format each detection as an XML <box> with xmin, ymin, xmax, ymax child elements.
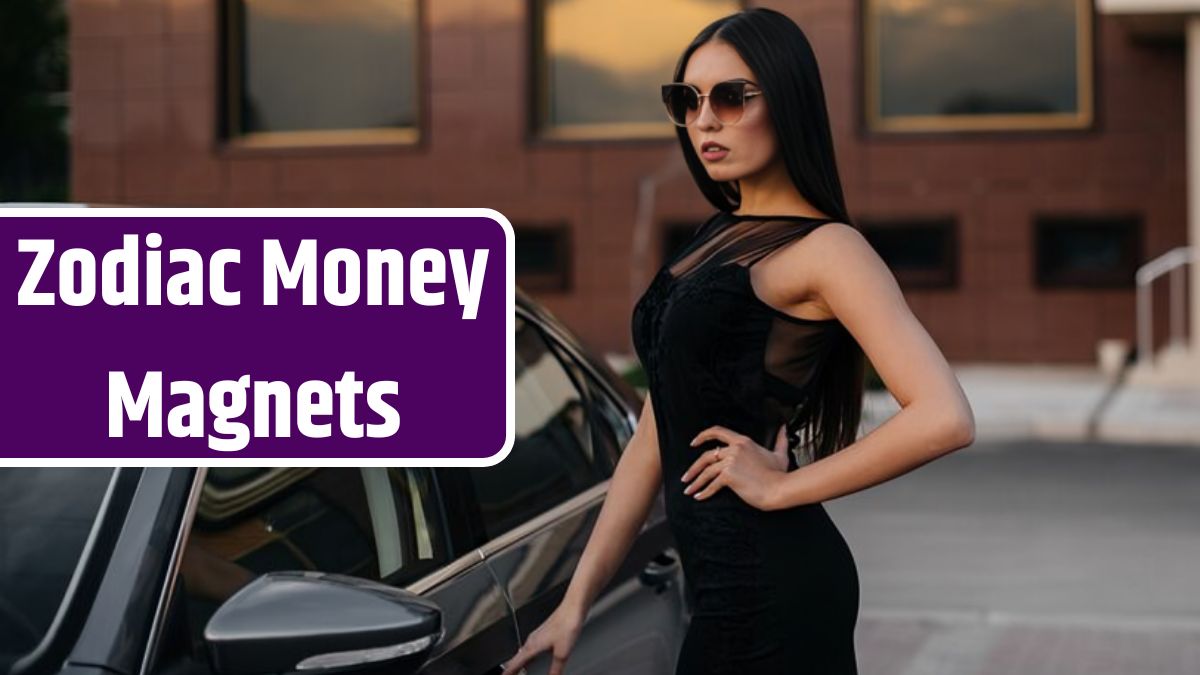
<box><xmin>1135</xmin><ymin>246</ymin><xmax>1195</xmax><ymax>367</ymax></box>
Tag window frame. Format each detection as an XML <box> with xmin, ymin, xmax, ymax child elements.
<box><xmin>445</xmin><ymin>311</ymin><xmax>630</xmax><ymax>549</ymax></box>
<box><xmin>460</xmin><ymin>316</ymin><xmax>604</xmax><ymax>542</ymax></box>
<box><xmin>515</xmin><ymin>222</ymin><xmax>573</xmax><ymax>292</ymax></box>
<box><xmin>378</xmin><ymin>468</ymin><xmax>453</xmax><ymax>586</ymax></box>
<box><xmin>578</xmin><ymin>367</ymin><xmax>636</xmax><ymax>469</ymax></box>
<box><xmin>541</xmin><ymin>329</ymin><xmax>626</xmax><ymax>476</ymax></box>
<box><xmin>147</xmin><ymin>467</ymin><xmax>453</xmax><ymax>675</ymax></box>
<box><xmin>858</xmin><ymin>215</ymin><xmax>959</xmax><ymax>289</ymax></box>
<box><xmin>181</xmin><ymin>468</ymin><xmax>453</xmax><ymax>597</ymax></box>
<box><xmin>1033</xmin><ymin>213</ymin><xmax>1143</xmax><ymax>289</ymax></box>
<box><xmin>860</xmin><ymin>0</ymin><xmax>1096</xmax><ymax>135</ymax></box>
<box><xmin>218</xmin><ymin>0</ymin><xmax>428</xmax><ymax>151</ymax></box>
<box><xmin>533</xmin><ymin>316</ymin><xmax>637</xmax><ymax>467</ymax></box>
<box><xmin>1</xmin><ymin>468</ymin><xmax>139</xmax><ymax>675</ymax></box>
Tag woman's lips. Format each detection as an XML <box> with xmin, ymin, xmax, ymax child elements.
<box><xmin>701</xmin><ymin>146</ymin><xmax>729</xmax><ymax>161</ymax></box>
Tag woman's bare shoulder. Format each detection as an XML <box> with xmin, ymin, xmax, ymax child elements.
<box><xmin>755</xmin><ymin>220</ymin><xmax>864</xmax><ymax>272</ymax></box>
<box><xmin>771</xmin><ymin>222</ymin><xmax>875</xmax><ymax>275</ymax></box>
<box><xmin>753</xmin><ymin>222</ymin><xmax>881</xmax><ymax>315</ymax></box>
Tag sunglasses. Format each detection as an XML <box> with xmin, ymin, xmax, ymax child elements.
<box><xmin>660</xmin><ymin>79</ymin><xmax>764</xmax><ymax>127</ymax></box>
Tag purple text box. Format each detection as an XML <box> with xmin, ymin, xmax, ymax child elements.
<box><xmin>3</xmin><ymin>208</ymin><xmax>514</xmax><ymax>465</ymax></box>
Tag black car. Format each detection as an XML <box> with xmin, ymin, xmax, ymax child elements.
<box><xmin>0</xmin><ymin>288</ymin><xmax>689</xmax><ymax>675</ymax></box>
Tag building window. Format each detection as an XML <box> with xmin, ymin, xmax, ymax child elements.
<box><xmin>1034</xmin><ymin>215</ymin><xmax>1141</xmax><ymax>288</ymax></box>
<box><xmin>515</xmin><ymin>224</ymin><xmax>572</xmax><ymax>292</ymax></box>
<box><xmin>859</xmin><ymin>217</ymin><xmax>958</xmax><ymax>288</ymax></box>
<box><xmin>222</xmin><ymin>0</ymin><xmax>421</xmax><ymax>148</ymax></box>
<box><xmin>532</xmin><ymin>0</ymin><xmax>742</xmax><ymax>141</ymax></box>
<box><xmin>863</xmin><ymin>0</ymin><xmax>1093</xmax><ymax>133</ymax></box>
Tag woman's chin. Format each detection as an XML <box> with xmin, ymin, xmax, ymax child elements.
<box><xmin>705</xmin><ymin>167</ymin><xmax>743</xmax><ymax>182</ymax></box>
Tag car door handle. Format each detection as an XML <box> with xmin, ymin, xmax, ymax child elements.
<box><xmin>638</xmin><ymin>549</ymin><xmax>679</xmax><ymax>590</ymax></box>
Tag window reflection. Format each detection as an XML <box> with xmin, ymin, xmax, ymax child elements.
<box><xmin>179</xmin><ymin>467</ymin><xmax>450</xmax><ymax>652</ymax></box>
<box><xmin>227</xmin><ymin>0</ymin><xmax>419</xmax><ymax>145</ymax></box>
<box><xmin>1035</xmin><ymin>215</ymin><xmax>1141</xmax><ymax>288</ymax></box>
<box><xmin>865</xmin><ymin>0</ymin><xmax>1092</xmax><ymax>131</ymax></box>
<box><xmin>465</xmin><ymin>317</ymin><xmax>604</xmax><ymax>540</ymax></box>
<box><xmin>0</xmin><ymin>468</ymin><xmax>114</xmax><ymax>668</ymax></box>
<box><xmin>859</xmin><ymin>217</ymin><xmax>958</xmax><ymax>288</ymax></box>
<box><xmin>536</xmin><ymin>0</ymin><xmax>742</xmax><ymax>139</ymax></box>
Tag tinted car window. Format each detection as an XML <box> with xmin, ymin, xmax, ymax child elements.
<box><xmin>542</xmin><ymin>335</ymin><xmax>623</xmax><ymax>478</ymax></box>
<box><xmin>464</xmin><ymin>317</ymin><xmax>606</xmax><ymax>540</ymax></box>
<box><xmin>0</xmin><ymin>468</ymin><xmax>114</xmax><ymax>668</ymax></box>
<box><xmin>585</xmin><ymin>373</ymin><xmax>635</xmax><ymax>467</ymax></box>
<box><xmin>177</xmin><ymin>468</ymin><xmax>450</xmax><ymax>640</ymax></box>
<box><xmin>540</xmin><ymin>333</ymin><xmax>631</xmax><ymax>476</ymax></box>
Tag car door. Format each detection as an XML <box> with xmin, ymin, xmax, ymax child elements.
<box><xmin>451</xmin><ymin>312</ymin><xmax>688</xmax><ymax>675</ymax></box>
<box><xmin>146</xmin><ymin>467</ymin><xmax>518</xmax><ymax>675</ymax></box>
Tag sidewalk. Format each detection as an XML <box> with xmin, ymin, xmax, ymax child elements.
<box><xmin>861</xmin><ymin>363</ymin><xmax>1200</xmax><ymax>446</ymax></box>
<box><xmin>606</xmin><ymin>354</ymin><xmax>1200</xmax><ymax>447</ymax></box>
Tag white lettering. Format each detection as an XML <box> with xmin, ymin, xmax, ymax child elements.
<box><xmin>108</xmin><ymin>371</ymin><xmax>401</xmax><ymax>451</ymax></box>
<box><xmin>264</xmin><ymin>239</ymin><xmax>317</xmax><ymax>305</ymax></box>
<box><xmin>410</xmin><ymin>248</ymin><xmax>444</xmax><ymax>307</ymax></box>
<box><xmin>366</xmin><ymin>248</ymin><xmax>404</xmax><ymax>305</ymax></box>
<box><xmin>167</xmin><ymin>249</ymin><xmax>204</xmax><ymax>305</ymax></box>
<box><xmin>449</xmin><ymin>248</ymin><xmax>487</xmax><ymax>320</ymax></box>
<box><xmin>210</xmin><ymin>249</ymin><xmax>241</xmax><ymax>306</ymax></box>
<box><xmin>324</xmin><ymin>248</ymin><xmax>360</xmax><ymax>306</ymax></box>
<box><xmin>100</xmin><ymin>234</ymin><xmax>139</xmax><ymax>305</ymax></box>
<box><xmin>60</xmin><ymin>248</ymin><xmax>96</xmax><ymax>306</ymax></box>
<box><xmin>109</xmin><ymin>371</ymin><xmax>162</xmax><ymax>438</ymax></box>
<box><xmin>367</xmin><ymin>380</ymin><xmax>401</xmax><ymax>438</ymax></box>
<box><xmin>17</xmin><ymin>239</ymin><xmax>55</xmax><ymax>305</ymax></box>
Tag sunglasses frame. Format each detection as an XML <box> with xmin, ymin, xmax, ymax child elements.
<box><xmin>660</xmin><ymin>79</ymin><xmax>764</xmax><ymax>127</ymax></box>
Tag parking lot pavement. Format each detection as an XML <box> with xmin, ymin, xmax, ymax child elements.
<box><xmin>855</xmin><ymin>611</ymin><xmax>1200</xmax><ymax>675</ymax></box>
<box><xmin>826</xmin><ymin>439</ymin><xmax>1200</xmax><ymax>674</ymax></box>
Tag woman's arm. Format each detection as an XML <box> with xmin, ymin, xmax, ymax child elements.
<box><xmin>560</xmin><ymin>390</ymin><xmax>664</xmax><ymax>613</ymax></box>
<box><xmin>682</xmin><ymin>222</ymin><xmax>975</xmax><ymax>510</ymax></box>
<box><xmin>501</xmin><ymin>391</ymin><xmax>664</xmax><ymax>675</ymax></box>
<box><xmin>767</xmin><ymin>222</ymin><xmax>974</xmax><ymax>508</ymax></box>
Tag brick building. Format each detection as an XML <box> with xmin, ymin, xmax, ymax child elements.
<box><xmin>67</xmin><ymin>0</ymin><xmax>1191</xmax><ymax>364</ymax></box>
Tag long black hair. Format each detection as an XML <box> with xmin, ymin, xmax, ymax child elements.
<box><xmin>671</xmin><ymin>7</ymin><xmax>865</xmax><ymax>462</ymax></box>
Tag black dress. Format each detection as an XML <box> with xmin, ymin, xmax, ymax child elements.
<box><xmin>631</xmin><ymin>210</ymin><xmax>860</xmax><ymax>674</ymax></box>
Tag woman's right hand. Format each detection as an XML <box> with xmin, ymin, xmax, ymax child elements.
<box><xmin>500</xmin><ymin>393</ymin><xmax>661</xmax><ymax>674</ymax></box>
<box><xmin>499</xmin><ymin>602</ymin><xmax>586</xmax><ymax>675</ymax></box>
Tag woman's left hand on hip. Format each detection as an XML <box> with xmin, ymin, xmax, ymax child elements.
<box><xmin>681</xmin><ymin>423</ymin><xmax>789</xmax><ymax>510</ymax></box>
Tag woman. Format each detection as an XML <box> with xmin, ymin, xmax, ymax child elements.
<box><xmin>502</xmin><ymin>8</ymin><xmax>974</xmax><ymax>675</ymax></box>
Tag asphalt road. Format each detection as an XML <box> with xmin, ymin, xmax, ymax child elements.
<box><xmin>824</xmin><ymin>439</ymin><xmax>1200</xmax><ymax>674</ymax></box>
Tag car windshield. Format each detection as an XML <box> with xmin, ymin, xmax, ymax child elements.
<box><xmin>0</xmin><ymin>469</ymin><xmax>115</xmax><ymax>670</ymax></box>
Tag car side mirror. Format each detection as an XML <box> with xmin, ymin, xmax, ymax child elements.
<box><xmin>204</xmin><ymin>571</ymin><xmax>443</xmax><ymax>675</ymax></box>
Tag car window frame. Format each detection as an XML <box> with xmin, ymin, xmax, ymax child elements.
<box><xmin>144</xmin><ymin>467</ymin><xmax>456</xmax><ymax>675</ymax></box>
<box><xmin>531</xmin><ymin>313</ymin><xmax>639</xmax><ymax>459</ymax></box>
<box><xmin>457</xmin><ymin>315</ymin><xmax>607</xmax><ymax>544</ymax></box>
<box><xmin>435</xmin><ymin>308</ymin><xmax>635</xmax><ymax>552</ymax></box>
<box><xmin>374</xmin><ymin>467</ymin><xmax>455</xmax><ymax>587</ymax></box>
<box><xmin>7</xmin><ymin>468</ymin><xmax>140</xmax><ymax>675</ymax></box>
<box><xmin>539</xmin><ymin>328</ymin><xmax>631</xmax><ymax>475</ymax></box>
<box><xmin>540</xmin><ymin>328</ymin><xmax>617</xmax><ymax>475</ymax></box>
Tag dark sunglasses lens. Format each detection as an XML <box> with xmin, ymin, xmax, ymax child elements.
<box><xmin>711</xmin><ymin>82</ymin><xmax>746</xmax><ymax>122</ymax></box>
<box><xmin>662</xmin><ymin>85</ymin><xmax>698</xmax><ymax>125</ymax></box>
